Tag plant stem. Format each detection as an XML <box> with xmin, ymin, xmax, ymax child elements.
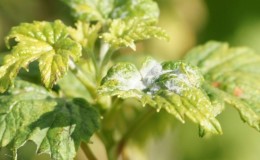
<box><xmin>86</xmin><ymin>48</ymin><xmax>98</xmax><ymax>78</ymax></box>
<box><xmin>80</xmin><ymin>142</ymin><xmax>97</xmax><ymax>160</ymax></box>
<box><xmin>97</xmin><ymin>43</ymin><xmax>115</xmax><ymax>82</ymax></box>
<box><xmin>96</xmin><ymin>97</ymin><xmax>123</xmax><ymax>149</ymax></box>
<box><xmin>116</xmin><ymin>108</ymin><xmax>155</xmax><ymax>159</ymax></box>
<box><xmin>69</xmin><ymin>59</ymin><xmax>97</xmax><ymax>98</ymax></box>
<box><xmin>99</xmin><ymin>43</ymin><xmax>110</xmax><ymax>65</ymax></box>
<box><xmin>12</xmin><ymin>148</ymin><xmax>17</xmax><ymax>160</ymax></box>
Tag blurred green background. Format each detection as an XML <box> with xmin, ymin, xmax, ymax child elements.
<box><xmin>1</xmin><ymin>0</ymin><xmax>260</xmax><ymax>160</ymax></box>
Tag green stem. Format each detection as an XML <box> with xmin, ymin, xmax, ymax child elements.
<box><xmin>100</xmin><ymin>50</ymin><xmax>113</xmax><ymax>73</ymax></box>
<box><xmin>106</xmin><ymin>98</ymin><xmax>122</xmax><ymax>115</ymax></box>
<box><xmin>116</xmin><ymin>108</ymin><xmax>155</xmax><ymax>159</ymax></box>
<box><xmin>86</xmin><ymin>48</ymin><xmax>98</xmax><ymax>78</ymax></box>
<box><xmin>97</xmin><ymin>97</ymin><xmax>123</xmax><ymax>147</ymax></box>
<box><xmin>97</xmin><ymin>43</ymin><xmax>115</xmax><ymax>82</ymax></box>
<box><xmin>99</xmin><ymin>43</ymin><xmax>110</xmax><ymax>65</ymax></box>
<box><xmin>12</xmin><ymin>148</ymin><xmax>17</xmax><ymax>160</ymax></box>
<box><xmin>69</xmin><ymin>59</ymin><xmax>97</xmax><ymax>98</ymax></box>
<box><xmin>80</xmin><ymin>142</ymin><xmax>97</xmax><ymax>160</ymax></box>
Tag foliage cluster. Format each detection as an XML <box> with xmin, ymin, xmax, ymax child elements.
<box><xmin>0</xmin><ymin>0</ymin><xmax>260</xmax><ymax>160</ymax></box>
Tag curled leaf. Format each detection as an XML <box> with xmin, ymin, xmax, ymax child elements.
<box><xmin>100</xmin><ymin>57</ymin><xmax>222</xmax><ymax>135</ymax></box>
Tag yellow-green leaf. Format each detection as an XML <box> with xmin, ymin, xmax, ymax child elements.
<box><xmin>1</xmin><ymin>20</ymin><xmax>82</xmax><ymax>92</ymax></box>
<box><xmin>110</xmin><ymin>0</ymin><xmax>159</xmax><ymax>20</ymax></box>
<box><xmin>101</xmin><ymin>18</ymin><xmax>169</xmax><ymax>50</ymax></box>
<box><xmin>61</xmin><ymin>0</ymin><xmax>159</xmax><ymax>22</ymax></box>
<box><xmin>185</xmin><ymin>41</ymin><xmax>260</xmax><ymax>131</ymax></box>
<box><xmin>68</xmin><ymin>21</ymin><xmax>101</xmax><ymax>49</ymax></box>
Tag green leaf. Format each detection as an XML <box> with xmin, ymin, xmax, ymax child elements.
<box><xmin>61</xmin><ymin>0</ymin><xmax>159</xmax><ymax>22</ymax></box>
<box><xmin>110</xmin><ymin>0</ymin><xmax>159</xmax><ymax>20</ymax></box>
<box><xmin>101</xmin><ymin>18</ymin><xmax>169</xmax><ymax>50</ymax></box>
<box><xmin>100</xmin><ymin>57</ymin><xmax>222</xmax><ymax>135</ymax></box>
<box><xmin>58</xmin><ymin>71</ymin><xmax>92</xmax><ymax>101</ymax></box>
<box><xmin>2</xmin><ymin>20</ymin><xmax>81</xmax><ymax>92</ymax></box>
<box><xmin>61</xmin><ymin>0</ymin><xmax>114</xmax><ymax>22</ymax></box>
<box><xmin>68</xmin><ymin>21</ymin><xmax>101</xmax><ymax>49</ymax></box>
<box><xmin>0</xmin><ymin>80</ymin><xmax>100</xmax><ymax>160</ymax></box>
<box><xmin>185</xmin><ymin>41</ymin><xmax>260</xmax><ymax>131</ymax></box>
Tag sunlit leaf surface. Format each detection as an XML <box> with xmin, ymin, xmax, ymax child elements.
<box><xmin>185</xmin><ymin>41</ymin><xmax>260</xmax><ymax>131</ymax></box>
<box><xmin>1</xmin><ymin>20</ymin><xmax>81</xmax><ymax>92</ymax></box>
<box><xmin>62</xmin><ymin>0</ymin><xmax>159</xmax><ymax>21</ymax></box>
<box><xmin>100</xmin><ymin>57</ymin><xmax>222</xmax><ymax>135</ymax></box>
<box><xmin>101</xmin><ymin>18</ymin><xmax>169</xmax><ymax>50</ymax></box>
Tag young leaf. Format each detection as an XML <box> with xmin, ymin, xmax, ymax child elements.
<box><xmin>68</xmin><ymin>21</ymin><xmax>101</xmax><ymax>49</ymax></box>
<box><xmin>2</xmin><ymin>20</ymin><xmax>81</xmax><ymax>92</ymax></box>
<box><xmin>100</xmin><ymin>57</ymin><xmax>222</xmax><ymax>135</ymax></box>
<box><xmin>185</xmin><ymin>41</ymin><xmax>260</xmax><ymax>131</ymax></box>
<box><xmin>0</xmin><ymin>80</ymin><xmax>100</xmax><ymax>160</ymax></box>
<box><xmin>101</xmin><ymin>18</ymin><xmax>169</xmax><ymax>50</ymax></box>
<box><xmin>61</xmin><ymin>0</ymin><xmax>159</xmax><ymax>22</ymax></box>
